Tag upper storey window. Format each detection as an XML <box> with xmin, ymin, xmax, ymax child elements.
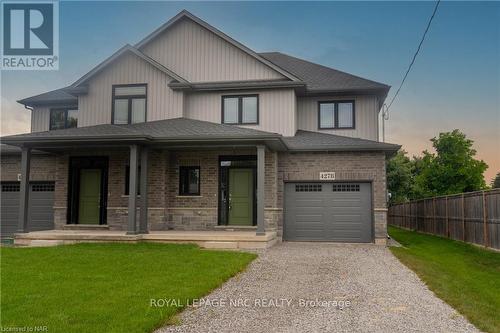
<box><xmin>318</xmin><ymin>100</ymin><xmax>355</xmax><ymax>129</ymax></box>
<box><xmin>50</xmin><ymin>108</ymin><xmax>78</xmax><ymax>130</ymax></box>
<box><xmin>112</xmin><ymin>84</ymin><xmax>147</xmax><ymax>124</ymax></box>
<box><xmin>222</xmin><ymin>95</ymin><xmax>258</xmax><ymax>125</ymax></box>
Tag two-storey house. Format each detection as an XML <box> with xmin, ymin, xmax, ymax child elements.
<box><xmin>1</xmin><ymin>10</ymin><xmax>399</xmax><ymax>247</ymax></box>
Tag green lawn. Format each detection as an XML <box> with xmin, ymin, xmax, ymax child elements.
<box><xmin>388</xmin><ymin>226</ymin><xmax>500</xmax><ymax>333</ymax></box>
<box><xmin>0</xmin><ymin>243</ymin><xmax>256</xmax><ymax>333</ymax></box>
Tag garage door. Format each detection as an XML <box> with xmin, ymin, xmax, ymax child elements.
<box><xmin>0</xmin><ymin>182</ymin><xmax>55</xmax><ymax>238</ymax></box>
<box><xmin>284</xmin><ymin>182</ymin><xmax>372</xmax><ymax>242</ymax></box>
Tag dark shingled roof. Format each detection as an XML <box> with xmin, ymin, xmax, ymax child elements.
<box><xmin>19</xmin><ymin>53</ymin><xmax>390</xmax><ymax>106</ymax></box>
<box><xmin>259</xmin><ymin>52</ymin><xmax>390</xmax><ymax>93</ymax></box>
<box><xmin>128</xmin><ymin>117</ymin><xmax>279</xmax><ymax>139</ymax></box>
<box><xmin>0</xmin><ymin>144</ymin><xmax>50</xmax><ymax>155</ymax></box>
<box><xmin>282</xmin><ymin>130</ymin><xmax>400</xmax><ymax>152</ymax></box>
<box><xmin>17</xmin><ymin>87</ymin><xmax>77</xmax><ymax>107</ymax></box>
<box><xmin>2</xmin><ymin>119</ymin><xmax>400</xmax><ymax>154</ymax></box>
<box><xmin>1</xmin><ymin>118</ymin><xmax>280</xmax><ymax>143</ymax></box>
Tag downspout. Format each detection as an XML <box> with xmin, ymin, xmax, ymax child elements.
<box><xmin>24</xmin><ymin>104</ymin><xmax>34</xmax><ymax>133</ymax></box>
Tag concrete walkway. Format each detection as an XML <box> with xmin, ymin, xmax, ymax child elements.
<box><xmin>158</xmin><ymin>242</ymin><xmax>479</xmax><ymax>333</ymax></box>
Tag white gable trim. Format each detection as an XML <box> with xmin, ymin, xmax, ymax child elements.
<box><xmin>135</xmin><ymin>10</ymin><xmax>301</xmax><ymax>82</ymax></box>
<box><xmin>71</xmin><ymin>44</ymin><xmax>188</xmax><ymax>87</ymax></box>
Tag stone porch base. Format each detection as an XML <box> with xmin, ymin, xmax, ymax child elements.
<box><xmin>14</xmin><ymin>230</ymin><xmax>278</xmax><ymax>249</ymax></box>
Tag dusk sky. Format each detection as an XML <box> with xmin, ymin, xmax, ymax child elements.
<box><xmin>1</xmin><ymin>1</ymin><xmax>499</xmax><ymax>182</ymax></box>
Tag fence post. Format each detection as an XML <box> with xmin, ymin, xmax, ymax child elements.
<box><xmin>462</xmin><ymin>194</ymin><xmax>466</xmax><ymax>242</ymax></box>
<box><xmin>405</xmin><ymin>203</ymin><xmax>409</xmax><ymax>229</ymax></box>
<box><xmin>445</xmin><ymin>196</ymin><xmax>449</xmax><ymax>238</ymax></box>
<box><xmin>482</xmin><ymin>191</ymin><xmax>488</xmax><ymax>248</ymax></box>
<box><xmin>412</xmin><ymin>202</ymin><xmax>415</xmax><ymax>231</ymax></box>
<box><xmin>433</xmin><ymin>197</ymin><xmax>437</xmax><ymax>235</ymax></box>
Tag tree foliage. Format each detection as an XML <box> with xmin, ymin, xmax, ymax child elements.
<box><xmin>492</xmin><ymin>172</ymin><xmax>500</xmax><ymax>189</ymax></box>
<box><xmin>387</xmin><ymin>130</ymin><xmax>488</xmax><ymax>203</ymax></box>
<box><xmin>386</xmin><ymin>150</ymin><xmax>414</xmax><ymax>204</ymax></box>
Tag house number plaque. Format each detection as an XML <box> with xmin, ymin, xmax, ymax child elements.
<box><xmin>319</xmin><ymin>172</ymin><xmax>336</xmax><ymax>180</ymax></box>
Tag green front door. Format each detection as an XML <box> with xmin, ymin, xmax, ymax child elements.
<box><xmin>78</xmin><ymin>169</ymin><xmax>102</xmax><ymax>224</ymax></box>
<box><xmin>228</xmin><ymin>168</ymin><xmax>253</xmax><ymax>226</ymax></box>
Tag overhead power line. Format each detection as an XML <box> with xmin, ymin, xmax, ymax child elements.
<box><xmin>386</xmin><ymin>0</ymin><xmax>441</xmax><ymax>112</ymax></box>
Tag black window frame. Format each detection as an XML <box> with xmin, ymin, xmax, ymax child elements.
<box><xmin>221</xmin><ymin>94</ymin><xmax>259</xmax><ymax>125</ymax></box>
<box><xmin>111</xmin><ymin>83</ymin><xmax>148</xmax><ymax>125</ymax></box>
<box><xmin>49</xmin><ymin>107</ymin><xmax>79</xmax><ymax>130</ymax></box>
<box><xmin>179</xmin><ymin>166</ymin><xmax>201</xmax><ymax>196</ymax></box>
<box><xmin>317</xmin><ymin>100</ymin><xmax>355</xmax><ymax>130</ymax></box>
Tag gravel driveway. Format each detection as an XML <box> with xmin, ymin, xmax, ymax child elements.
<box><xmin>157</xmin><ymin>242</ymin><xmax>479</xmax><ymax>333</ymax></box>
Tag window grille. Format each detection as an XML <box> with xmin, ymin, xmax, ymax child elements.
<box><xmin>332</xmin><ymin>184</ymin><xmax>360</xmax><ymax>192</ymax></box>
<box><xmin>295</xmin><ymin>184</ymin><xmax>322</xmax><ymax>192</ymax></box>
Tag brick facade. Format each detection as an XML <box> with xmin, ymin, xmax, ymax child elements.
<box><xmin>277</xmin><ymin>151</ymin><xmax>388</xmax><ymax>242</ymax></box>
<box><xmin>1</xmin><ymin>149</ymin><xmax>388</xmax><ymax>243</ymax></box>
<box><xmin>165</xmin><ymin>148</ymin><xmax>278</xmax><ymax>231</ymax></box>
<box><xmin>0</xmin><ymin>154</ymin><xmax>56</xmax><ymax>181</ymax></box>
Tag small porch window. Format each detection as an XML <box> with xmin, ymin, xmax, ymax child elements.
<box><xmin>112</xmin><ymin>84</ymin><xmax>147</xmax><ymax>124</ymax></box>
<box><xmin>50</xmin><ymin>108</ymin><xmax>78</xmax><ymax>130</ymax></box>
<box><xmin>179</xmin><ymin>166</ymin><xmax>200</xmax><ymax>196</ymax></box>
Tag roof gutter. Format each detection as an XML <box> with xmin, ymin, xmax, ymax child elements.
<box><xmin>169</xmin><ymin>80</ymin><xmax>306</xmax><ymax>92</ymax></box>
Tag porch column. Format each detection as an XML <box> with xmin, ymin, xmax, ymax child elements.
<box><xmin>17</xmin><ymin>146</ymin><xmax>31</xmax><ymax>233</ymax></box>
<box><xmin>139</xmin><ymin>146</ymin><xmax>149</xmax><ymax>234</ymax></box>
<box><xmin>127</xmin><ymin>145</ymin><xmax>139</xmax><ymax>234</ymax></box>
<box><xmin>256</xmin><ymin>145</ymin><xmax>266</xmax><ymax>235</ymax></box>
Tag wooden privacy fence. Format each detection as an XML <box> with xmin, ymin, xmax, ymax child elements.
<box><xmin>388</xmin><ymin>189</ymin><xmax>500</xmax><ymax>250</ymax></box>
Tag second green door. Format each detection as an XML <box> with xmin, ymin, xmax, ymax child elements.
<box><xmin>78</xmin><ymin>169</ymin><xmax>102</xmax><ymax>224</ymax></box>
<box><xmin>228</xmin><ymin>169</ymin><xmax>253</xmax><ymax>226</ymax></box>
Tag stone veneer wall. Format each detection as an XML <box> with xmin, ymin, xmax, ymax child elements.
<box><xmin>277</xmin><ymin>151</ymin><xmax>388</xmax><ymax>243</ymax></box>
<box><xmin>106</xmin><ymin>150</ymin><xmax>167</xmax><ymax>230</ymax></box>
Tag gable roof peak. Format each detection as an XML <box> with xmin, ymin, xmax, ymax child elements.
<box><xmin>71</xmin><ymin>44</ymin><xmax>187</xmax><ymax>87</ymax></box>
<box><xmin>135</xmin><ymin>10</ymin><xmax>300</xmax><ymax>82</ymax></box>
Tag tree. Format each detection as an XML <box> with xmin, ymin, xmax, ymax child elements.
<box><xmin>386</xmin><ymin>150</ymin><xmax>414</xmax><ymax>204</ymax></box>
<box><xmin>492</xmin><ymin>172</ymin><xmax>500</xmax><ymax>189</ymax></box>
<box><xmin>413</xmin><ymin>130</ymin><xmax>487</xmax><ymax>197</ymax></box>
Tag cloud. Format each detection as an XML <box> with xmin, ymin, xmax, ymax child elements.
<box><xmin>0</xmin><ymin>96</ymin><xmax>30</xmax><ymax>136</ymax></box>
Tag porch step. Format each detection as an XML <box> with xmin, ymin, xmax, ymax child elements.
<box><xmin>214</xmin><ymin>226</ymin><xmax>257</xmax><ymax>231</ymax></box>
<box><xmin>203</xmin><ymin>241</ymin><xmax>239</xmax><ymax>249</ymax></box>
<box><xmin>62</xmin><ymin>224</ymin><xmax>110</xmax><ymax>231</ymax></box>
<box><xmin>14</xmin><ymin>230</ymin><xmax>278</xmax><ymax>249</ymax></box>
<box><xmin>30</xmin><ymin>240</ymin><xmax>66</xmax><ymax>247</ymax></box>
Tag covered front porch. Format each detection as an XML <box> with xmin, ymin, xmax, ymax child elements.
<box><xmin>2</xmin><ymin>118</ymin><xmax>285</xmax><ymax>248</ymax></box>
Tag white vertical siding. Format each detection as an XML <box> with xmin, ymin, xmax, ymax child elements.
<box><xmin>78</xmin><ymin>53</ymin><xmax>183</xmax><ymax>127</ymax></box>
<box><xmin>185</xmin><ymin>89</ymin><xmax>296</xmax><ymax>136</ymax></box>
<box><xmin>297</xmin><ymin>95</ymin><xmax>380</xmax><ymax>141</ymax></box>
<box><xmin>31</xmin><ymin>107</ymin><xmax>50</xmax><ymax>132</ymax></box>
<box><xmin>141</xmin><ymin>18</ymin><xmax>285</xmax><ymax>82</ymax></box>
